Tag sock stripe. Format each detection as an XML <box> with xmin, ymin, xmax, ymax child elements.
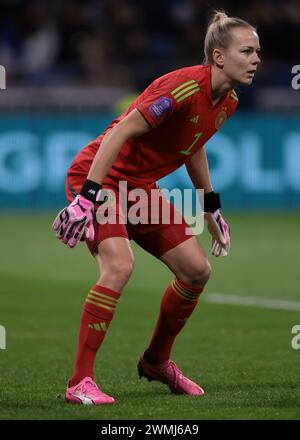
<box><xmin>172</xmin><ymin>278</ymin><xmax>202</xmax><ymax>302</ymax></box>
<box><xmin>85</xmin><ymin>298</ymin><xmax>116</xmax><ymax>312</ymax></box>
<box><xmin>87</xmin><ymin>293</ymin><xmax>117</xmax><ymax>309</ymax></box>
<box><xmin>89</xmin><ymin>289</ymin><xmax>119</xmax><ymax>304</ymax></box>
<box><xmin>171</xmin><ymin>280</ymin><xmax>198</xmax><ymax>302</ymax></box>
<box><xmin>175</xmin><ymin>278</ymin><xmax>203</xmax><ymax>294</ymax></box>
<box><xmin>91</xmin><ymin>284</ymin><xmax>121</xmax><ymax>300</ymax></box>
<box><xmin>89</xmin><ymin>290</ymin><xmax>118</xmax><ymax>305</ymax></box>
<box><xmin>173</xmin><ymin>279</ymin><xmax>201</xmax><ymax>297</ymax></box>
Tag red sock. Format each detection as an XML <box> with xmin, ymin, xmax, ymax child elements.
<box><xmin>145</xmin><ymin>278</ymin><xmax>203</xmax><ymax>365</ymax></box>
<box><xmin>69</xmin><ymin>284</ymin><xmax>120</xmax><ymax>387</ymax></box>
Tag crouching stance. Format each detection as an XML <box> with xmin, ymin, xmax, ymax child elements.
<box><xmin>53</xmin><ymin>10</ymin><xmax>260</xmax><ymax>404</ymax></box>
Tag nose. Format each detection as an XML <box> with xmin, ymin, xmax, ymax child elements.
<box><xmin>254</xmin><ymin>53</ymin><xmax>261</xmax><ymax>65</ymax></box>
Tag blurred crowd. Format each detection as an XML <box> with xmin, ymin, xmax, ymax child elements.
<box><xmin>0</xmin><ymin>0</ymin><xmax>299</xmax><ymax>90</ymax></box>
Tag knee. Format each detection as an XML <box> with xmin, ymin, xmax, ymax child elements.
<box><xmin>111</xmin><ymin>257</ymin><xmax>135</xmax><ymax>284</ymax></box>
<box><xmin>100</xmin><ymin>256</ymin><xmax>135</xmax><ymax>288</ymax></box>
<box><xmin>177</xmin><ymin>258</ymin><xmax>212</xmax><ymax>288</ymax></box>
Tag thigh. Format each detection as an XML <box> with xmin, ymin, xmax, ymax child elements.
<box><xmin>87</xmin><ymin>189</ymin><xmax>129</xmax><ymax>256</ymax></box>
<box><xmin>95</xmin><ymin>237</ymin><xmax>135</xmax><ymax>292</ymax></box>
<box><xmin>160</xmin><ymin>236</ymin><xmax>208</xmax><ymax>273</ymax></box>
<box><xmin>133</xmin><ymin>223</ymin><xmax>194</xmax><ymax>259</ymax></box>
<box><xmin>159</xmin><ymin>236</ymin><xmax>211</xmax><ymax>288</ymax></box>
<box><xmin>132</xmin><ymin>189</ymin><xmax>194</xmax><ymax>258</ymax></box>
<box><xmin>95</xmin><ymin>236</ymin><xmax>134</xmax><ymax>269</ymax></box>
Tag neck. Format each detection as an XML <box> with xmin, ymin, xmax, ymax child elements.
<box><xmin>210</xmin><ymin>65</ymin><xmax>236</xmax><ymax>102</ymax></box>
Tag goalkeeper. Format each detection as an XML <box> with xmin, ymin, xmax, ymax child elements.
<box><xmin>52</xmin><ymin>10</ymin><xmax>260</xmax><ymax>405</ymax></box>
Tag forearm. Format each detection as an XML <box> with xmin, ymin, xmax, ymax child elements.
<box><xmin>185</xmin><ymin>147</ymin><xmax>213</xmax><ymax>194</ymax></box>
<box><xmin>87</xmin><ymin>125</ymin><xmax>128</xmax><ymax>184</ymax></box>
<box><xmin>87</xmin><ymin>109</ymin><xmax>150</xmax><ymax>185</ymax></box>
<box><xmin>185</xmin><ymin>148</ymin><xmax>230</xmax><ymax>256</ymax></box>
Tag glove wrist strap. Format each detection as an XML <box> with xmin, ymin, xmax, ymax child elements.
<box><xmin>204</xmin><ymin>191</ymin><xmax>221</xmax><ymax>213</ymax></box>
<box><xmin>80</xmin><ymin>179</ymin><xmax>102</xmax><ymax>203</ymax></box>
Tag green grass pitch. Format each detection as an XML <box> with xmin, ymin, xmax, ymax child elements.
<box><xmin>0</xmin><ymin>213</ymin><xmax>299</xmax><ymax>420</ymax></box>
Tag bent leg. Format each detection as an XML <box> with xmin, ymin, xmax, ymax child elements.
<box><xmin>95</xmin><ymin>237</ymin><xmax>134</xmax><ymax>292</ymax></box>
<box><xmin>145</xmin><ymin>237</ymin><xmax>211</xmax><ymax>365</ymax></box>
<box><xmin>69</xmin><ymin>237</ymin><xmax>134</xmax><ymax>387</ymax></box>
<box><xmin>160</xmin><ymin>236</ymin><xmax>211</xmax><ymax>288</ymax></box>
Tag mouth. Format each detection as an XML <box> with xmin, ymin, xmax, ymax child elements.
<box><xmin>247</xmin><ymin>70</ymin><xmax>256</xmax><ymax>76</ymax></box>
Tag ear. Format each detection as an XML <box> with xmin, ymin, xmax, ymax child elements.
<box><xmin>212</xmin><ymin>48</ymin><xmax>225</xmax><ymax>68</ymax></box>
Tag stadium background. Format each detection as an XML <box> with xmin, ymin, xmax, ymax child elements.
<box><xmin>0</xmin><ymin>0</ymin><xmax>299</xmax><ymax>420</ymax></box>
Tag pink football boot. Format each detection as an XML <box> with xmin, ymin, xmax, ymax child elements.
<box><xmin>66</xmin><ymin>377</ymin><xmax>115</xmax><ymax>405</ymax></box>
<box><xmin>138</xmin><ymin>353</ymin><xmax>204</xmax><ymax>396</ymax></box>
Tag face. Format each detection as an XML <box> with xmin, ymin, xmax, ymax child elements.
<box><xmin>214</xmin><ymin>27</ymin><xmax>261</xmax><ymax>86</ymax></box>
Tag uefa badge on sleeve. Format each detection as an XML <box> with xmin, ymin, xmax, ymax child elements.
<box><xmin>149</xmin><ymin>96</ymin><xmax>173</xmax><ymax>118</ymax></box>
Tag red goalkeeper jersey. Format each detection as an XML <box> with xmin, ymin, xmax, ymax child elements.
<box><xmin>71</xmin><ymin>64</ymin><xmax>238</xmax><ymax>186</ymax></box>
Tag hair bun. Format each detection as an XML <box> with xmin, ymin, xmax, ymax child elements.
<box><xmin>212</xmin><ymin>11</ymin><xmax>228</xmax><ymax>24</ymax></box>
<box><xmin>204</xmin><ymin>10</ymin><xmax>256</xmax><ymax>65</ymax></box>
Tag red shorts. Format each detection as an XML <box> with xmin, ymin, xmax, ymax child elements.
<box><xmin>66</xmin><ymin>170</ymin><xmax>194</xmax><ymax>258</ymax></box>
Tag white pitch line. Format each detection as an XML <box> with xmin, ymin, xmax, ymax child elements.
<box><xmin>204</xmin><ymin>293</ymin><xmax>300</xmax><ymax>312</ymax></box>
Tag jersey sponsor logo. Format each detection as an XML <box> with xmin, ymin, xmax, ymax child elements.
<box><xmin>215</xmin><ymin>111</ymin><xmax>227</xmax><ymax>130</ymax></box>
<box><xmin>189</xmin><ymin>115</ymin><xmax>199</xmax><ymax>124</ymax></box>
<box><xmin>149</xmin><ymin>96</ymin><xmax>173</xmax><ymax>118</ymax></box>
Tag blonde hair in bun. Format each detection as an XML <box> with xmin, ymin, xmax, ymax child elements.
<box><xmin>204</xmin><ymin>10</ymin><xmax>256</xmax><ymax>64</ymax></box>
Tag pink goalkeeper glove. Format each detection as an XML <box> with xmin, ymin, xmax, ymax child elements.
<box><xmin>52</xmin><ymin>194</ymin><xmax>95</xmax><ymax>248</ymax></box>
<box><xmin>204</xmin><ymin>192</ymin><xmax>231</xmax><ymax>257</ymax></box>
<box><xmin>205</xmin><ymin>209</ymin><xmax>230</xmax><ymax>257</ymax></box>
